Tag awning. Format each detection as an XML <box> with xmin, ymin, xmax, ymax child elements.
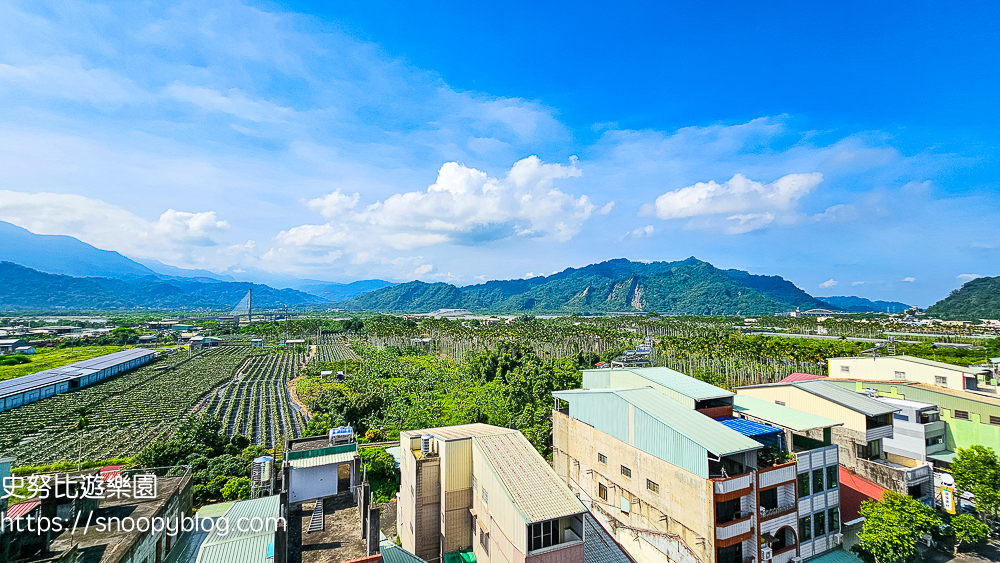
<box><xmin>928</xmin><ymin>451</ymin><xmax>958</xmax><ymax>464</ymax></box>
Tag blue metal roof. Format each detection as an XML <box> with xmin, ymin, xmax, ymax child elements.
<box><xmin>714</xmin><ymin>416</ymin><xmax>783</xmax><ymax>438</ymax></box>
<box><xmin>0</xmin><ymin>348</ymin><xmax>155</xmax><ymax>399</ymax></box>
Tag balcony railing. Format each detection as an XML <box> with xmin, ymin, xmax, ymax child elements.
<box><xmin>713</xmin><ymin>472</ymin><xmax>752</xmax><ymax>495</ymax></box>
<box><xmin>866</xmin><ymin>424</ymin><xmax>893</xmax><ymax>442</ymax></box>
<box><xmin>716</xmin><ymin>514</ymin><xmax>753</xmax><ymax>540</ymax></box>
<box><xmin>772</xmin><ymin>545</ymin><xmax>798</xmax><ymax>563</ymax></box>
<box><xmin>717</xmin><ymin>510</ymin><xmax>753</xmax><ymax>525</ymax></box>
<box><xmin>760</xmin><ymin>503</ymin><xmax>796</xmax><ymax>519</ymax></box>
<box><xmin>758</xmin><ymin>461</ymin><xmax>796</xmax><ymax>489</ymax></box>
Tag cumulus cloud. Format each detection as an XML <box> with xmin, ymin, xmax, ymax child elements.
<box><xmin>902</xmin><ymin>277</ymin><xmax>916</xmax><ymax>282</ymax></box>
<box><xmin>957</xmin><ymin>273</ymin><xmax>983</xmax><ymax>282</ymax></box>
<box><xmin>630</xmin><ymin>225</ymin><xmax>655</xmax><ymax>238</ymax></box>
<box><xmin>0</xmin><ymin>190</ymin><xmax>229</xmax><ymax>266</ymax></box>
<box><xmin>262</xmin><ymin>156</ymin><xmax>603</xmax><ymax>270</ymax></box>
<box><xmin>641</xmin><ymin>172</ymin><xmax>823</xmax><ymax>233</ymax></box>
<box><xmin>819</xmin><ymin>279</ymin><xmax>838</xmax><ymax>288</ymax></box>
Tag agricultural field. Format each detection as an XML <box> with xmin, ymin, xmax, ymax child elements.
<box><xmin>313</xmin><ymin>340</ymin><xmax>359</xmax><ymax>362</ymax></box>
<box><xmin>0</xmin><ymin>345</ymin><xmax>255</xmax><ymax>466</ymax></box>
<box><xmin>204</xmin><ymin>351</ymin><xmax>307</xmax><ymax>448</ymax></box>
<box><xmin>0</xmin><ymin>346</ymin><xmax>125</xmax><ymax>382</ymax></box>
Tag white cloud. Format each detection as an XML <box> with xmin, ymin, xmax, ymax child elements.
<box><xmin>851</xmin><ymin>281</ymin><xmax>865</xmax><ymax>286</ymax></box>
<box><xmin>166</xmin><ymin>83</ymin><xmax>293</xmax><ymax>123</ymax></box>
<box><xmin>629</xmin><ymin>225</ymin><xmax>655</xmax><ymax>238</ymax></box>
<box><xmin>307</xmin><ymin>190</ymin><xmax>361</xmax><ymax>219</ymax></box>
<box><xmin>641</xmin><ymin>172</ymin><xmax>823</xmax><ymax>234</ymax></box>
<box><xmin>957</xmin><ymin>273</ymin><xmax>983</xmax><ymax>282</ymax></box>
<box><xmin>0</xmin><ymin>190</ymin><xmax>229</xmax><ymax>266</ymax></box>
<box><xmin>819</xmin><ymin>279</ymin><xmax>838</xmax><ymax>288</ymax></box>
<box><xmin>413</xmin><ymin>264</ymin><xmax>433</xmax><ymax>275</ymax></box>
<box><xmin>902</xmin><ymin>277</ymin><xmax>916</xmax><ymax>282</ymax></box>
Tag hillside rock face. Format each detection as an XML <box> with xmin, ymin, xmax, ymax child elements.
<box><xmin>338</xmin><ymin>257</ymin><xmax>834</xmax><ymax>315</ymax></box>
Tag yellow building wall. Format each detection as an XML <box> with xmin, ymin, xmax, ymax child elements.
<box><xmin>736</xmin><ymin>386</ymin><xmax>866</xmax><ymax>432</ymax></box>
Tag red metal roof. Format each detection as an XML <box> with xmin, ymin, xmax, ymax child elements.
<box><xmin>780</xmin><ymin>372</ymin><xmax>827</xmax><ymax>383</ymax></box>
<box><xmin>5</xmin><ymin>498</ymin><xmax>41</xmax><ymax>521</ymax></box>
<box><xmin>839</xmin><ymin>466</ymin><xmax>888</xmax><ymax>522</ymax></box>
<box><xmin>99</xmin><ymin>465</ymin><xmax>123</xmax><ymax>482</ymax></box>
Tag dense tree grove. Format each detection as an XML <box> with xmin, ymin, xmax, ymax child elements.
<box><xmin>302</xmin><ymin>341</ymin><xmax>583</xmax><ymax>456</ymax></box>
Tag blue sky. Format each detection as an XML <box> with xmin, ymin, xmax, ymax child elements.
<box><xmin>0</xmin><ymin>0</ymin><xmax>997</xmax><ymax>306</ymax></box>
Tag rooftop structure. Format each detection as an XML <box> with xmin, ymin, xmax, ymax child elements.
<box><xmin>583</xmin><ymin>366</ymin><xmax>734</xmax><ymax>409</ymax></box>
<box><xmin>0</xmin><ymin>348</ymin><xmax>156</xmax><ymax>412</ymax></box>
<box><xmin>398</xmin><ymin>423</ymin><xmax>605</xmax><ymax>563</ymax></box>
<box><xmin>780</xmin><ymin>372</ymin><xmax>827</xmax><ymax>383</ymax></box>
<box><xmin>195</xmin><ymin>495</ymin><xmax>283</xmax><ymax>563</ymax></box>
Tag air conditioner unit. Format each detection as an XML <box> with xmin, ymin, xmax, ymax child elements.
<box><xmin>761</xmin><ymin>547</ymin><xmax>773</xmax><ymax>560</ymax></box>
<box><xmin>792</xmin><ymin>558</ymin><xmax>803</xmax><ymax>563</ymax></box>
<box><xmin>833</xmin><ymin>533</ymin><xmax>844</xmax><ymax>544</ymax></box>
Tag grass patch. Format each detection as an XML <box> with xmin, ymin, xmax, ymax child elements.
<box><xmin>0</xmin><ymin>346</ymin><xmax>125</xmax><ymax>382</ymax></box>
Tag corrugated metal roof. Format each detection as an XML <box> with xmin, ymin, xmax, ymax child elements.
<box><xmin>732</xmin><ymin>394</ymin><xmax>843</xmax><ymax>431</ymax></box>
<box><xmin>555</xmin><ymin>387</ymin><xmax>763</xmax><ymax>457</ymax></box>
<box><xmin>0</xmin><ymin>348</ymin><xmax>155</xmax><ymax>398</ymax></box>
<box><xmin>779</xmin><ymin>372</ymin><xmax>827</xmax><ymax>383</ymax></box>
<box><xmin>401</xmin><ymin>423</ymin><xmax>516</xmax><ymax>441</ymax></box>
<box><xmin>805</xmin><ymin>548</ymin><xmax>863</xmax><ymax>563</ymax></box>
<box><xmin>583</xmin><ymin>512</ymin><xmax>635</xmax><ymax>563</ymax></box>
<box><xmin>5</xmin><ymin>499</ymin><xmax>41</xmax><ymax>521</ymax></box>
<box><xmin>793</xmin><ymin>381</ymin><xmax>900</xmax><ymax>416</ymax></box>
<box><xmin>474</xmin><ymin>432</ymin><xmax>584</xmax><ymax>524</ymax></box>
<box><xmin>288</xmin><ymin>451</ymin><xmax>356</xmax><ymax>468</ymax></box>
<box><xmin>195</xmin><ymin>495</ymin><xmax>281</xmax><ymax>563</ymax></box>
<box><xmin>714</xmin><ymin>416</ymin><xmax>783</xmax><ymax>437</ymax></box>
<box><xmin>584</xmin><ymin>367</ymin><xmax>733</xmax><ymax>401</ymax></box>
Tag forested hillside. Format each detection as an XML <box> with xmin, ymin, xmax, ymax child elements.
<box><xmin>0</xmin><ymin>262</ymin><xmax>328</xmax><ymax>311</ymax></box>
<box><xmin>926</xmin><ymin>276</ymin><xmax>1000</xmax><ymax>320</ymax></box>
<box><xmin>337</xmin><ymin>257</ymin><xmax>835</xmax><ymax>315</ymax></box>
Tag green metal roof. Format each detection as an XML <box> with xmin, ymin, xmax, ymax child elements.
<box><xmin>288</xmin><ymin>450</ymin><xmax>357</xmax><ymax>468</ymax></box>
<box><xmin>555</xmin><ymin>387</ymin><xmax>762</xmax><ymax>458</ymax></box>
<box><xmin>733</xmin><ymin>394</ymin><xmax>843</xmax><ymax>432</ymax></box>
<box><xmin>584</xmin><ymin>367</ymin><xmax>733</xmax><ymax>401</ymax></box>
<box><xmin>805</xmin><ymin>548</ymin><xmax>863</xmax><ymax>563</ymax></box>
<box><xmin>927</xmin><ymin>450</ymin><xmax>958</xmax><ymax>464</ymax></box>
<box><xmin>195</xmin><ymin>495</ymin><xmax>281</xmax><ymax>563</ymax></box>
<box><xmin>381</xmin><ymin>530</ymin><xmax>431</xmax><ymax>562</ymax></box>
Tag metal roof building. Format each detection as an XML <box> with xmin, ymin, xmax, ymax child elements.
<box><xmin>195</xmin><ymin>495</ymin><xmax>282</xmax><ymax>563</ymax></box>
<box><xmin>553</xmin><ymin>387</ymin><xmax>762</xmax><ymax>478</ymax></box>
<box><xmin>0</xmin><ymin>348</ymin><xmax>155</xmax><ymax>412</ymax></box>
<box><xmin>733</xmin><ymin>394</ymin><xmax>844</xmax><ymax>432</ymax></box>
<box><xmin>582</xmin><ymin>366</ymin><xmax>733</xmax><ymax>408</ymax></box>
<box><xmin>738</xmin><ymin>380</ymin><xmax>898</xmax><ymax>418</ymax></box>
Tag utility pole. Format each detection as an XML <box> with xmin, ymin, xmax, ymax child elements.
<box><xmin>285</xmin><ymin>305</ymin><xmax>289</xmax><ymax>344</ymax></box>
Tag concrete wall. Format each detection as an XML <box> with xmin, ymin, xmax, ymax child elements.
<box><xmin>399</xmin><ymin>444</ymin><xmax>442</xmax><ymax>562</ymax></box>
<box><xmin>828</xmin><ymin>357</ymin><xmax>977</xmax><ymax>392</ymax></box>
<box><xmin>552</xmin><ymin>410</ymin><xmax>711</xmax><ymax>563</ymax></box>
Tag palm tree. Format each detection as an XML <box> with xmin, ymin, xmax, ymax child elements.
<box><xmin>71</xmin><ymin>406</ymin><xmax>92</xmax><ymax>469</ymax></box>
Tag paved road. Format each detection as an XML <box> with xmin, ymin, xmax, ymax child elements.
<box><xmin>744</xmin><ymin>331</ymin><xmax>917</xmax><ymax>344</ymax></box>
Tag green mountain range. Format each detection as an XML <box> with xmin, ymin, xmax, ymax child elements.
<box><xmin>0</xmin><ymin>262</ymin><xmax>328</xmax><ymax>311</ymax></box>
<box><xmin>925</xmin><ymin>276</ymin><xmax>1000</xmax><ymax>320</ymax></box>
<box><xmin>337</xmin><ymin>257</ymin><xmax>834</xmax><ymax>315</ymax></box>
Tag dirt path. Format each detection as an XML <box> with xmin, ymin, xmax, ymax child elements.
<box><xmin>288</xmin><ymin>376</ymin><xmax>312</xmax><ymax>419</ymax></box>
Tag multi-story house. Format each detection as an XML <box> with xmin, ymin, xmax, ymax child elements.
<box><xmin>827</xmin><ymin>355</ymin><xmax>990</xmax><ymax>393</ymax></box>
<box><xmin>736</xmin><ymin>380</ymin><xmax>934</xmax><ymax>501</ymax></box>
<box><xmin>397</xmin><ymin>423</ymin><xmax>631</xmax><ymax>563</ymax></box>
<box><xmin>552</xmin><ymin>366</ymin><xmax>846</xmax><ymax>563</ymax></box>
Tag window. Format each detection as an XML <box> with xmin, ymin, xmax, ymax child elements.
<box><xmin>894</xmin><ymin>371</ymin><xmax>906</xmax><ymax>380</ymax></box>
<box><xmin>955</xmin><ymin>410</ymin><xmax>970</xmax><ymax>420</ymax></box>
<box><xmin>828</xmin><ymin>507</ymin><xmax>840</xmax><ymax>533</ymax></box>
<box><xmin>472</xmin><ymin>475</ymin><xmax>477</xmax><ymax>492</ymax></box>
<box><xmin>799</xmin><ymin>516</ymin><xmax>812</xmax><ymax>541</ymax></box>
<box><xmin>598</xmin><ymin>453</ymin><xmax>607</xmax><ymax>464</ymax></box>
<box><xmin>620</xmin><ymin>494</ymin><xmax>630</xmax><ymax>514</ymax></box>
<box><xmin>529</xmin><ymin>519</ymin><xmax>557</xmax><ymax>551</ymax></box>
<box><xmin>814</xmin><ymin>512</ymin><xmax>826</xmax><ymax>537</ymax></box>
<box><xmin>775</xmin><ymin>400</ymin><xmax>786</xmax><ymax>406</ymax></box>
<box><xmin>856</xmin><ymin>440</ymin><xmax>882</xmax><ymax>461</ymax></box>
<box><xmin>926</xmin><ymin>436</ymin><xmax>943</xmax><ymax>446</ymax></box>
<box><xmin>893</xmin><ymin>413</ymin><xmax>909</xmax><ymax>422</ymax></box>
<box><xmin>647</xmin><ymin>479</ymin><xmax>660</xmax><ymax>494</ymax></box>
<box><xmin>621</xmin><ymin>465</ymin><xmax>632</xmax><ymax>479</ymax></box>
<box><xmin>480</xmin><ymin>528</ymin><xmax>490</xmax><ymax>555</ymax></box>
<box><xmin>482</xmin><ymin>488</ymin><xmax>488</xmax><ymax>506</ymax></box>
<box><xmin>798</xmin><ymin>472</ymin><xmax>810</xmax><ymax>498</ymax></box>
<box><xmin>935</xmin><ymin>376</ymin><xmax>948</xmax><ymax>386</ymax></box>
<box><xmin>840</xmin><ymin>365</ymin><xmax>850</xmax><ymax>373</ymax></box>
<box><xmin>991</xmin><ymin>416</ymin><xmax>1000</xmax><ymax>426</ymax></box>
<box><xmin>813</xmin><ymin>469</ymin><xmax>824</xmax><ymax>492</ymax></box>
<box><xmin>599</xmin><ymin>483</ymin><xmax>608</xmax><ymax>501</ymax></box>
<box><xmin>826</xmin><ymin>466</ymin><xmax>838</xmax><ymax>489</ymax></box>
